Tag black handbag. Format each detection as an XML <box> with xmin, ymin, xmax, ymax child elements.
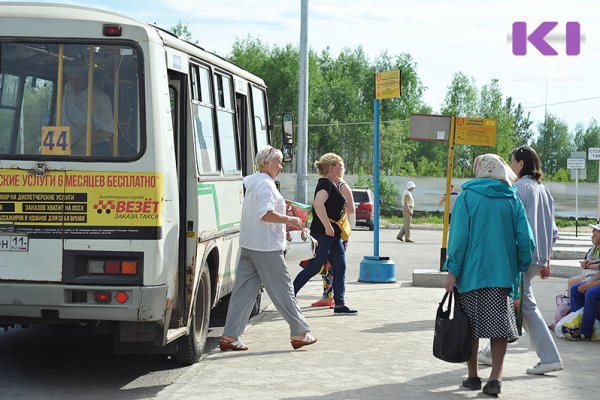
<box><xmin>433</xmin><ymin>288</ymin><xmax>472</xmax><ymax>363</ymax></box>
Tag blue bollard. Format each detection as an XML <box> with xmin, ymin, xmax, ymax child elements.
<box><xmin>359</xmin><ymin>256</ymin><xmax>396</xmax><ymax>283</ymax></box>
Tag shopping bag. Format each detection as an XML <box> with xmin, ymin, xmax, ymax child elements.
<box><xmin>555</xmin><ymin>308</ymin><xmax>583</xmax><ymax>339</ymax></box>
<box><xmin>554</xmin><ymin>308</ymin><xmax>600</xmax><ymax>340</ymax></box>
<box><xmin>285</xmin><ymin>200</ymin><xmax>311</xmax><ymax>231</ymax></box>
<box><xmin>285</xmin><ymin>230</ymin><xmax>318</xmax><ymax>265</ymax></box>
<box><xmin>554</xmin><ymin>292</ymin><xmax>571</xmax><ymax>325</ymax></box>
<box><xmin>433</xmin><ymin>289</ymin><xmax>472</xmax><ymax>363</ymax></box>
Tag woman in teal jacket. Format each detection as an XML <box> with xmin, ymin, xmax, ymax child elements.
<box><xmin>444</xmin><ymin>154</ymin><xmax>535</xmax><ymax>396</ymax></box>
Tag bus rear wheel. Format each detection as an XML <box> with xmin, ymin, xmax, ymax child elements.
<box><xmin>173</xmin><ymin>260</ymin><xmax>211</xmax><ymax>365</ymax></box>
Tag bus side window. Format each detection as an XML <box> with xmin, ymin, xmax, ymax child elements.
<box><xmin>191</xmin><ymin>64</ymin><xmax>218</xmax><ymax>174</ymax></box>
<box><xmin>250</xmin><ymin>86</ymin><xmax>269</xmax><ymax>150</ymax></box>
<box><xmin>214</xmin><ymin>73</ymin><xmax>239</xmax><ymax>174</ymax></box>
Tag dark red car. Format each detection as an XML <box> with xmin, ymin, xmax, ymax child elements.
<box><xmin>352</xmin><ymin>187</ymin><xmax>374</xmax><ymax>231</ymax></box>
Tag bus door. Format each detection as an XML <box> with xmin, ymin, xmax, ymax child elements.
<box><xmin>167</xmin><ymin>69</ymin><xmax>193</xmax><ymax>329</ymax></box>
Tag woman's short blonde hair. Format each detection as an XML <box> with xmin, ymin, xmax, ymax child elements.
<box><xmin>314</xmin><ymin>153</ymin><xmax>344</xmax><ymax>176</ymax></box>
<box><xmin>255</xmin><ymin>146</ymin><xmax>282</xmax><ymax>169</ymax></box>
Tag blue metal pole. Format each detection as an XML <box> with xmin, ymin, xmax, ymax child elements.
<box><xmin>358</xmin><ymin>97</ymin><xmax>395</xmax><ymax>283</ymax></box>
<box><xmin>373</xmin><ymin>98</ymin><xmax>380</xmax><ymax>257</ymax></box>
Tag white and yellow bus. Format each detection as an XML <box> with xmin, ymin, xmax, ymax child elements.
<box><xmin>0</xmin><ymin>2</ymin><xmax>294</xmax><ymax>364</ymax></box>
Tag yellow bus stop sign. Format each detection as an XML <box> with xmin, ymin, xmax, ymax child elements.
<box><xmin>454</xmin><ymin>117</ymin><xmax>496</xmax><ymax>146</ymax></box>
<box><xmin>375</xmin><ymin>70</ymin><xmax>401</xmax><ymax>100</ymax></box>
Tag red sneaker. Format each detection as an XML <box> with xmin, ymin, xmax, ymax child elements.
<box><xmin>311</xmin><ymin>298</ymin><xmax>334</xmax><ymax>307</ymax></box>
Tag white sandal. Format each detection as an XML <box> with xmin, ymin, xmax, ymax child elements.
<box><xmin>291</xmin><ymin>333</ymin><xmax>318</xmax><ymax>350</ymax></box>
<box><xmin>219</xmin><ymin>338</ymin><xmax>249</xmax><ymax>351</ymax></box>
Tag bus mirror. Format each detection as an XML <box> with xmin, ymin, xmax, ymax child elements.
<box><xmin>281</xmin><ymin>112</ymin><xmax>294</xmax><ymax>163</ymax></box>
<box><xmin>271</xmin><ymin>112</ymin><xmax>294</xmax><ymax>163</ymax></box>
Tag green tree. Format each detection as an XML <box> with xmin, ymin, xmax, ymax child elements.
<box><xmin>309</xmin><ymin>46</ymin><xmax>372</xmax><ymax>173</ymax></box>
<box><xmin>477</xmin><ymin>79</ymin><xmax>515</xmax><ymax>159</ymax></box>
<box><xmin>533</xmin><ymin>113</ymin><xmax>572</xmax><ymax>177</ymax></box>
<box><xmin>439</xmin><ymin>72</ymin><xmax>479</xmax><ymax>177</ymax></box>
<box><xmin>228</xmin><ymin>39</ymin><xmax>436</xmax><ymax>176</ymax></box>
<box><xmin>573</xmin><ymin>119</ymin><xmax>600</xmax><ymax>182</ymax></box>
<box><xmin>355</xmin><ymin>174</ymin><xmax>400</xmax><ymax>215</ymax></box>
<box><xmin>371</xmin><ymin>52</ymin><xmax>429</xmax><ymax>175</ymax></box>
<box><xmin>230</xmin><ymin>37</ymin><xmax>302</xmax><ymax>116</ymax></box>
<box><xmin>170</xmin><ymin>21</ymin><xmax>197</xmax><ymax>44</ymax></box>
<box><xmin>505</xmin><ymin>97</ymin><xmax>534</xmax><ymax>145</ymax></box>
<box><xmin>440</xmin><ymin>72</ymin><xmax>479</xmax><ymax>117</ymax></box>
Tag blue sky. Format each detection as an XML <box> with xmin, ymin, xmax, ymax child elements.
<box><xmin>8</xmin><ymin>0</ymin><xmax>599</xmax><ymax>135</ymax></box>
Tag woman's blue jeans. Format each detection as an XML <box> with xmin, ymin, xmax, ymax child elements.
<box><xmin>293</xmin><ymin>233</ymin><xmax>347</xmax><ymax>307</ymax></box>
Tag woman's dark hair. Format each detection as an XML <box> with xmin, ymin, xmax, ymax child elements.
<box><xmin>511</xmin><ymin>145</ymin><xmax>543</xmax><ymax>182</ymax></box>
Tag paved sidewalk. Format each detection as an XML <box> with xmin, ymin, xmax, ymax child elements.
<box><xmin>157</xmin><ymin>229</ymin><xmax>599</xmax><ymax>399</ymax></box>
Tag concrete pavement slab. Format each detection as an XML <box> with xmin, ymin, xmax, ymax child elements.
<box><xmin>156</xmin><ymin>229</ymin><xmax>599</xmax><ymax>400</ymax></box>
<box><xmin>552</xmin><ymin>246</ymin><xmax>588</xmax><ymax>259</ymax></box>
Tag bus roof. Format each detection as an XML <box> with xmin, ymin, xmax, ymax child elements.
<box><xmin>2</xmin><ymin>2</ymin><xmax>144</xmax><ymax>26</ymax></box>
<box><xmin>1</xmin><ymin>2</ymin><xmax>267</xmax><ymax>88</ymax></box>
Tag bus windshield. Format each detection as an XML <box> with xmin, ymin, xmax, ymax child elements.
<box><xmin>0</xmin><ymin>42</ymin><xmax>142</xmax><ymax>159</ymax></box>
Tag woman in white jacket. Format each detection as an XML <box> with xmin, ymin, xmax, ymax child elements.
<box><xmin>219</xmin><ymin>146</ymin><xmax>317</xmax><ymax>351</ymax></box>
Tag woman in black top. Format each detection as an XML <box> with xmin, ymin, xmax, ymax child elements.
<box><xmin>293</xmin><ymin>153</ymin><xmax>358</xmax><ymax>315</ymax></box>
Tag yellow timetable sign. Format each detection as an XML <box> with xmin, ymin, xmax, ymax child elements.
<box><xmin>375</xmin><ymin>70</ymin><xmax>401</xmax><ymax>100</ymax></box>
<box><xmin>454</xmin><ymin>117</ymin><xmax>497</xmax><ymax>146</ymax></box>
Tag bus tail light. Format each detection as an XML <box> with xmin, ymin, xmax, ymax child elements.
<box><xmin>94</xmin><ymin>291</ymin><xmax>111</xmax><ymax>303</ymax></box>
<box><xmin>121</xmin><ymin>261</ymin><xmax>137</xmax><ymax>275</ymax></box>
<box><xmin>115</xmin><ymin>291</ymin><xmax>129</xmax><ymax>304</ymax></box>
<box><xmin>87</xmin><ymin>260</ymin><xmax>138</xmax><ymax>275</ymax></box>
<box><xmin>103</xmin><ymin>24</ymin><xmax>122</xmax><ymax>37</ymax></box>
<box><xmin>105</xmin><ymin>260</ymin><xmax>120</xmax><ymax>274</ymax></box>
<box><xmin>64</xmin><ymin>251</ymin><xmax>143</xmax><ymax>285</ymax></box>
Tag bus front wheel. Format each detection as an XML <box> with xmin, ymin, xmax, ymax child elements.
<box><xmin>173</xmin><ymin>260</ymin><xmax>211</xmax><ymax>365</ymax></box>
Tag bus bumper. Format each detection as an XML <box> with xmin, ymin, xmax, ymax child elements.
<box><xmin>0</xmin><ymin>283</ymin><xmax>168</xmax><ymax>323</ymax></box>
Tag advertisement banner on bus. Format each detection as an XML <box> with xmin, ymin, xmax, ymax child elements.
<box><xmin>0</xmin><ymin>170</ymin><xmax>164</xmax><ymax>239</ymax></box>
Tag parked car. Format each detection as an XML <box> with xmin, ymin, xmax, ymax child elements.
<box><xmin>352</xmin><ymin>187</ymin><xmax>374</xmax><ymax>230</ymax></box>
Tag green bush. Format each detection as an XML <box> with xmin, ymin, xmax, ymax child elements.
<box><xmin>355</xmin><ymin>174</ymin><xmax>400</xmax><ymax>216</ymax></box>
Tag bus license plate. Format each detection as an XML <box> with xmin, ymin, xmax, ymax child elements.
<box><xmin>0</xmin><ymin>235</ymin><xmax>29</xmax><ymax>252</ymax></box>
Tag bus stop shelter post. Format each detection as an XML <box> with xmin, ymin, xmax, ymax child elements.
<box><xmin>359</xmin><ymin>97</ymin><xmax>396</xmax><ymax>283</ymax></box>
<box><xmin>576</xmin><ymin>169</ymin><xmax>579</xmax><ymax>237</ymax></box>
<box><xmin>440</xmin><ymin>116</ymin><xmax>456</xmax><ymax>271</ymax></box>
<box><xmin>373</xmin><ymin>98</ymin><xmax>380</xmax><ymax>257</ymax></box>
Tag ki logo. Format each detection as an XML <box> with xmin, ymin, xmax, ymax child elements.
<box><xmin>512</xmin><ymin>21</ymin><xmax>581</xmax><ymax>56</ymax></box>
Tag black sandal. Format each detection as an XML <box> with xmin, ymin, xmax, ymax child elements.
<box><xmin>482</xmin><ymin>380</ymin><xmax>501</xmax><ymax>396</ymax></box>
<box><xmin>462</xmin><ymin>377</ymin><xmax>482</xmax><ymax>390</ymax></box>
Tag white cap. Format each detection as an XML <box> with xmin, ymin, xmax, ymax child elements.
<box><xmin>406</xmin><ymin>181</ymin><xmax>416</xmax><ymax>190</ymax></box>
<box><xmin>589</xmin><ymin>224</ymin><xmax>600</xmax><ymax>231</ymax></box>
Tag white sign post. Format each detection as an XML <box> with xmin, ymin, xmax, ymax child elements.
<box><xmin>588</xmin><ymin>147</ymin><xmax>600</xmax><ymax>222</ymax></box>
<box><xmin>568</xmin><ymin>156</ymin><xmax>586</xmax><ymax>237</ymax></box>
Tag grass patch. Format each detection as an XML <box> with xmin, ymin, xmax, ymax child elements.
<box><xmin>555</xmin><ymin>217</ymin><xmax>598</xmax><ymax>228</ymax></box>
<box><xmin>384</xmin><ymin>214</ymin><xmax>443</xmax><ymax>225</ymax></box>
<box><xmin>381</xmin><ymin>214</ymin><xmax>598</xmax><ymax>228</ymax></box>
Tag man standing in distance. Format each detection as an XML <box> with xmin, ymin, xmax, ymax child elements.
<box><xmin>397</xmin><ymin>181</ymin><xmax>416</xmax><ymax>243</ymax></box>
